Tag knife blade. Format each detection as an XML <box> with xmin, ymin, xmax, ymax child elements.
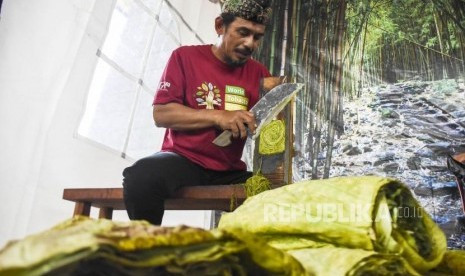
<box><xmin>212</xmin><ymin>83</ymin><xmax>304</xmax><ymax>147</ymax></box>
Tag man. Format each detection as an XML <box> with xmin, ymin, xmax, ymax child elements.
<box><xmin>123</xmin><ymin>0</ymin><xmax>273</xmax><ymax>225</ymax></box>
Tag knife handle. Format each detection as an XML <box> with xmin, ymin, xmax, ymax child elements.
<box><xmin>212</xmin><ymin>130</ymin><xmax>233</xmax><ymax>147</ymax></box>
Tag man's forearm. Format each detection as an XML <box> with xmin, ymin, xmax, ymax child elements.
<box><xmin>153</xmin><ymin>102</ymin><xmax>256</xmax><ymax>138</ymax></box>
<box><xmin>153</xmin><ymin>103</ymin><xmax>221</xmax><ymax>131</ymax></box>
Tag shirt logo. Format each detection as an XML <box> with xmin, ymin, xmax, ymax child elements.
<box><xmin>158</xmin><ymin>81</ymin><xmax>171</xmax><ymax>90</ymax></box>
<box><xmin>195</xmin><ymin>82</ymin><xmax>222</xmax><ymax>109</ymax></box>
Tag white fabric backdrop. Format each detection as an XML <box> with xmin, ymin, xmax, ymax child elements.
<box><xmin>0</xmin><ymin>0</ymin><xmax>220</xmax><ymax>247</ymax></box>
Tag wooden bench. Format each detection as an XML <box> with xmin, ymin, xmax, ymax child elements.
<box><xmin>63</xmin><ymin>177</ymin><xmax>286</xmax><ymax>220</ymax></box>
<box><xmin>63</xmin><ymin>77</ymin><xmax>294</xmax><ymax>221</ymax></box>
<box><xmin>63</xmin><ymin>185</ymin><xmax>242</xmax><ymax>220</ymax></box>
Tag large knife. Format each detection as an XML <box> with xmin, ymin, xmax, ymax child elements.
<box><xmin>213</xmin><ymin>82</ymin><xmax>304</xmax><ymax>147</ymax></box>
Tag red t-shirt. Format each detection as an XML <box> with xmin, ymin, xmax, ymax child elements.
<box><xmin>153</xmin><ymin>45</ymin><xmax>271</xmax><ymax>171</ymax></box>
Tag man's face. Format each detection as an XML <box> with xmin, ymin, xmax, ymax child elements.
<box><xmin>216</xmin><ymin>17</ymin><xmax>266</xmax><ymax>67</ymax></box>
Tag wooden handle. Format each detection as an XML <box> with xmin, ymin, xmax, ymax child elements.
<box><xmin>212</xmin><ymin>130</ymin><xmax>233</xmax><ymax>147</ymax></box>
<box><xmin>261</xmin><ymin>76</ymin><xmax>287</xmax><ymax>92</ymax></box>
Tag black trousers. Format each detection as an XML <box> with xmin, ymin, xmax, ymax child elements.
<box><xmin>122</xmin><ymin>151</ymin><xmax>252</xmax><ymax>225</ymax></box>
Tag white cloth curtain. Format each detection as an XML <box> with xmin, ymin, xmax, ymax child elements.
<box><xmin>0</xmin><ymin>0</ymin><xmax>219</xmax><ymax>247</ymax></box>
<box><xmin>78</xmin><ymin>0</ymin><xmax>220</xmax><ymax>161</ymax></box>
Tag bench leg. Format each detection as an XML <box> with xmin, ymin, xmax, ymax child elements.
<box><xmin>99</xmin><ymin>207</ymin><xmax>113</xmax><ymax>219</ymax></box>
<box><xmin>73</xmin><ymin>202</ymin><xmax>91</xmax><ymax>217</ymax></box>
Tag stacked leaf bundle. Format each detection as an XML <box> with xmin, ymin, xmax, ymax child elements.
<box><xmin>1</xmin><ymin>176</ymin><xmax>464</xmax><ymax>275</ymax></box>
<box><xmin>219</xmin><ymin>176</ymin><xmax>452</xmax><ymax>275</ymax></box>
<box><xmin>0</xmin><ymin>216</ymin><xmax>304</xmax><ymax>276</ymax></box>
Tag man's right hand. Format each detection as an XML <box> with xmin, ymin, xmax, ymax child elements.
<box><xmin>215</xmin><ymin>110</ymin><xmax>256</xmax><ymax>139</ymax></box>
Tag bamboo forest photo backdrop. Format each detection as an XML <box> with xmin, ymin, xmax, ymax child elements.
<box><xmin>252</xmin><ymin>0</ymin><xmax>465</xmax><ymax>245</ymax></box>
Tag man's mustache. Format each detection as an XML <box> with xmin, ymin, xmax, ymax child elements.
<box><xmin>236</xmin><ymin>47</ymin><xmax>253</xmax><ymax>56</ymax></box>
